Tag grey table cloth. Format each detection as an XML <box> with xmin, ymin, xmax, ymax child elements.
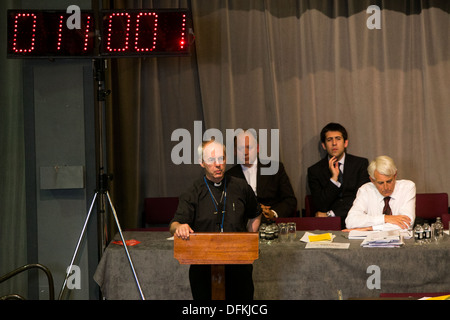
<box><xmin>94</xmin><ymin>231</ymin><xmax>450</xmax><ymax>300</ymax></box>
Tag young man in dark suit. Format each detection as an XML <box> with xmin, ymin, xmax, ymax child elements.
<box><xmin>226</xmin><ymin>130</ymin><xmax>297</xmax><ymax>220</ymax></box>
<box><xmin>307</xmin><ymin>123</ymin><xmax>370</xmax><ymax>227</ymax></box>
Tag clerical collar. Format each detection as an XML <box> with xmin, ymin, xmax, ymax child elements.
<box><xmin>204</xmin><ymin>176</ymin><xmax>224</xmax><ymax>188</ymax></box>
<box><xmin>204</xmin><ymin>176</ymin><xmax>227</xmax><ymax>232</ymax></box>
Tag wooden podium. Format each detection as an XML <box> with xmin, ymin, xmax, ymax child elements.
<box><xmin>174</xmin><ymin>232</ymin><xmax>259</xmax><ymax>300</ymax></box>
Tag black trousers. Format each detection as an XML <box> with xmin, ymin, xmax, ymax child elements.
<box><xmin>189</xmin><ymin>264</ymin><xmax>254</xmax><ymax>300</ymax></box>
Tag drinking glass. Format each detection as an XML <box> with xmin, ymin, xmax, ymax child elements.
<box><xmin>288</xmin><ymin>222</ymin><xmax>297</xmax><ymax>241</ymax></box>
<box><xmin>278</xmin><ymin>223</ymin><xmax>288</xmax><ymax>242</ymax></box>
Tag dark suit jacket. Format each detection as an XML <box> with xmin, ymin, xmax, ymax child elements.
<box><xmin>226</xmin><ymin>160</ymin><xmax>297</xmax><ymax>217</ymax></box>
<box><xmin>307</xmin><ymin>153</ymin><xmax>370</xmax><ymax>221</ymax></box>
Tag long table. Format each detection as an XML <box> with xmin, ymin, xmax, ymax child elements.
<box><xmin>93</xmin><ymin>231</ymin><xmax>450</xmax><ymax>300</ymax></box>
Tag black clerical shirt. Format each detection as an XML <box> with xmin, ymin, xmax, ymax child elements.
<box><xmin>171</xmin><ymin>176</ymin><xmax>260</xmax><ymax>233</ymax></box>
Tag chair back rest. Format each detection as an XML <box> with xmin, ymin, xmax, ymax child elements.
<box><xmin>415</xmin><ymin>193</ymin><xmax>448</xmax><ymax>220</ymax></box>
<box><xmin>304</xmin><ymin>195</ymin><xmax>316</xmax><ymax>217</ymax></box>
<box><xmin>276</xmin><ymin>216</ymin><xmax>341</xmax><ymax>231</ymax></box>
<box><xmin>144</xmin><ymin>197</ymin><xmax>179</xmax><ymax>225</ymax></box>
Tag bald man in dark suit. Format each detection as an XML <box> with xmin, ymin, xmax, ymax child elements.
<box><xmin>226</xmin><ymin>130</ymin><xmax>297</xmax><ymax>220</ymax></box>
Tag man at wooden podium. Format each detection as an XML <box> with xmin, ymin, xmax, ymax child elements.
<box><xmin>170</xmin><ymin>139</ymin><xmax>262</xmax><ymax>300</ymax></box>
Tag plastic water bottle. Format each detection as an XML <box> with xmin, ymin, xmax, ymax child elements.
<box><xmin>259</xmin><ymin>224</ymin><xmax>266</xmax><ymax>243</ymax></box>
<box><xmin>272</xmin><ymin>223</ymin><xmax>279</xmax><ymax>240</ymax></box>
<box><xmin>434</xmin><ymin>217</ymin><xmax>444</xmax><ymax>242</ymax></box>
<box><xmin>414</xmin><ymin>224</ymin><xmax>424</xmax><ymax>244</ymax></box>
<box><xmin>265</xmin><ymin>224</ymin><xmax>274</xmax><ymax>244</ymax></box>
<box><xmin>423</xmin><ymin>221</ymin><xmax>431</xmax><ymax>243</ymax></box>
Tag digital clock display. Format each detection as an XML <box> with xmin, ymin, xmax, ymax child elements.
<box><xmin>100</xmin><ymin>10</ymin><xmax>189</xmax><ymax>57</ymax></box>
<box><xmin>7</xmin><ymin>10</ymin><xmax>95</xmax><ymax>57</ymax></box>
<box><xmin>7</xmin><ymin>9</ymin><xmax>192</xmax><ymax>58</ymax></box>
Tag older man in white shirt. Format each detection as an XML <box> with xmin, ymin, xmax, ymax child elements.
<box><xmin>344</xmin><ymin>155</ymin><xmax>416</xmax><ymax>231</ymax></box>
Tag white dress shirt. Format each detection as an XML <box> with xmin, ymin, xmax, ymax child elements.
<box><xmin>345</xmin><ymin>179</ymin><xmax>416</xmax><ymax>231</ymax></box>
<box><xmin>240</xmin><ymin>160</ymin><xmax>279</xmax><ymax>218</ymax></box>
<box><xmin>241</xmin><ymin>160</ymin><xmax>258</xmax><ymax>195</ymax></box>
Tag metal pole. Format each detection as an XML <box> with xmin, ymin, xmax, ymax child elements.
<box><xmin>58</xmin><ymin>57</ymin><xmax>145</xmax><ymax>300</ymax></box>
<box><xmin>58</xmin><ymin>192</ymin><xmax>98</xmax><ymax>300</ymax></box>
<box><xmin>106</xmin><ymin>191</ymin><xmax>145</xmax><ymax>300</ymax></box>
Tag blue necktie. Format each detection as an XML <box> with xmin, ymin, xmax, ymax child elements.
<box><xmin>338</xmin><ymin>163</ymin><xmax>343</xmax><ymax>197</ymax></box>
<box><xmin>338</xmin><ymin>163</ymin><xmax>343</xmax><ymax>185</ymax></box>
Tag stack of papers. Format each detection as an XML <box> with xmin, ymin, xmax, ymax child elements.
<box><xmin>360</xmin><ymin>230</ymin><xmax>404</xmax><ymax>248</ymax></box>
<box><xmin>349</xmin><ymin>229</ymin><xmax>412</xmax><ymax>240</ymax></box>
<box><xmin>348</xmin><ymin>230</ymin><xmax>375</xmax><ymax>240</ymax></box>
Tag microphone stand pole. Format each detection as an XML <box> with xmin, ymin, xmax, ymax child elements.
<box><xmin>58</xmin><ymin>58</ymin><xmax>145</xmax><ymax>300</ymax></box>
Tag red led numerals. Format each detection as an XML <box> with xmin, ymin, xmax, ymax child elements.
<box><xmin>8</xmin><ymin>10</ymin><xmax>189</xmax><ymax>57</ymax></box>
<box><xmin>106</xmin><ymin>12</ymin><xmax>159</xmax><ymax>52</ymax></box>
<box><xmin>13</xmin><ymin>13</ymin><xmax>37</xmax><ymax>53</ymax></box>
<box><xmin>180</xmin><ymin>14</ymin><xmax>186</xmax><ymax>49</ymax></box>
<box><xmin>135</xmin><ymin>12</ymin><xmax>158</xmax><ymax>52</ymax></box>
<box><xmin>57</xmin><ymin>15</ymin><xmax>91</xmax><ymax>52</ymax></box>
<box><xmin>83</xmin><ymin>16</ymin><xmax>92</xmax><ymax>51</ymax></box>
<box><xmin>103</xmin><ymin>11</ymin><xmax>189</xmax><ymax>54</ymax></box>
<box><xmin>9</xmin><ymin>11</ymin><xmax>94</xmax><ymax>56</ymax></box>
<box><xmin>106</xmin><ymin>12</ymin><xmax>132</xmax><ymax>52</ymax></box>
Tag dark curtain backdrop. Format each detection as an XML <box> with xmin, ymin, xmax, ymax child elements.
<box><xmin>104</xmin><ymin>0</ymin><xmax>450</xmax><ymax>230</ymax></box>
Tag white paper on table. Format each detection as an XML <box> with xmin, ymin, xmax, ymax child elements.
<box><xmin>305</xmin><ymin>242</ymin><xmax>350</xmax><ymax>249</ymax></box>
<box><xmin>348</xmin><ymin>230</ymin><xmax>375</xmax><ymax>239</ymax></box>
<box><xmin>363</xmin><ymin>230</ymin><xmax>400</xmax><ymax>242</ymax></box>
<box><xmin>348</xmin><ymin>229</ymin><xmax>412</xmax><ymax>240</ymax></box>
